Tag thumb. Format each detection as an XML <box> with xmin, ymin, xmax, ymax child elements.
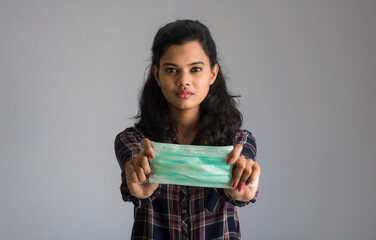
<box><xmin>141</xmin><ymin>138</ymin><xmax>155</xmax><ymax>159</ymax></box>
<box><xmin>227</xmin><ymin>144</ymin><xmax>243</xmax><ymax>164</ymax></box>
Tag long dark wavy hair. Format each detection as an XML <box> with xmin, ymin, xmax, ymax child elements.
<box><xmin>135</xmin><ymin>19</ymin><xmax>242</xmax><ymax>146</ymax></box>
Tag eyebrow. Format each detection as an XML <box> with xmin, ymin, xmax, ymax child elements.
<box><xmin>162</xmin><ymin>62</ymin><xmax>205</xmax><ymax>67</ymax></box>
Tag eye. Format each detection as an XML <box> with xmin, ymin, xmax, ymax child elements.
<box><xmin>165</xmin><ymin>68</ymin><xmax>177</xmax><ymax>73</ymax></box>
<box><xmin>191</xmin><ymin>67</ymin><xmax>202</xmax><ymax>72</ymax></box>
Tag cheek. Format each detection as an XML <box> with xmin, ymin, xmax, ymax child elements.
<box><xmin>194</xmin><ymin>78</ymin><xmax>211</xmax><ymax>93</ymax></box>
<box><xmin>159</xmin><ymin>78</ymin><xmax>174</xmax><ymax>91</ymax></box>
<box><xmin>194</xmin><ymin>73</ymin><xmax>211</xmax><ymax>85</ymax></box>
<box><xmin>160</xmin><ymin>85</ymin><xmax>172</xmax><ymax>99</ymax></box>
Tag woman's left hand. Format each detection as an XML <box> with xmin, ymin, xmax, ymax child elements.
<box><xmin>224</xmin><ymin>144</ymin><xmax>261</xmax><ymax>202</ymax></box>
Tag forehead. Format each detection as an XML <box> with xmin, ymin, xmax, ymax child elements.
<box><xmin>160</xmin><ymin>41</ymin><xmax>210</xmax><ymax>64</ymax></box>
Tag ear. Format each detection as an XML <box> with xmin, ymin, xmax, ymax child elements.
<box><xmin>210</xmin><ymin>63</ymin><xmax>219</xmax><ymax>85</ymax></box>
<box><xmin>152</xmin><ymin>65</ymin><xmax>161</xmax><ymax>86</ymax></box>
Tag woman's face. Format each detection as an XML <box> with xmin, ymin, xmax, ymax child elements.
<box><xmin>152</xmin><ymin>40</ymin><xmax>219</xmax><ymax>116</ymax></box>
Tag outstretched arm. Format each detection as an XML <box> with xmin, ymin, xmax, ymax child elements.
<box><xmin>224</xmin><ymin>143</ymin><xmax>260</xmax><ymax>202</ymax></box>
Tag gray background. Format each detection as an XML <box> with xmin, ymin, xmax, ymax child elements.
<box><xmin>1</xmin><ymin>0</ymin><xmax>375</xmax><ymax>239</ymax></box>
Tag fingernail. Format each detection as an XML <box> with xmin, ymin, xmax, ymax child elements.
<box><xmin>149</xmin><ymin>153</ymin><xmax>154</xmax><ymax>159</ymax></box>
<box><xmin>232</xmin><ymin>181</ymin><xmax>238</xmax><ymax>188</ymax></box>
<box><xmin>238</xmin><ymin>184</ymin><xmax>243</xmax><ymax>192</ymax></box>
<box><xmin>246</xmin><ymin>180</ymin><xmax>250</xmax><ymax>186</ymax></box>
<box><xmin>226</xmin><ymin>158</ymin><xmax>233</xmax><ymax>164</ymax></box>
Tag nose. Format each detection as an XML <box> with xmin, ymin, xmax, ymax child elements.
<box><xmin>176</xmin><ymin>70</ymin><xmax>191</xmax><ymax>87</ymax></box>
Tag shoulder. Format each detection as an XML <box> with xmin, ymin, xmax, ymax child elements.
<box><xmin>231</xmin><ymin>129</ymin><xmax>257</xmax><ymax>160</ymax></box>
<box><xmin>114</xmin><ymin>127</ymin><xmax>146</xmax><ymax>155</ymax></box>
<box><xmin>231</xmin><ymin>129</ymin><xmax>256</xmax><ymax>146</ymax></box>
<box><xmin>116</xmin><ymin>127</ymin><xmax>145</xmax><ymax>142</ymax></box>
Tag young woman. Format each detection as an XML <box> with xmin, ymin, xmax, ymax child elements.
<box><xmin>115</xmin><ymin>19</ymin><xmax>260</xmax><ymax>239</ymax></box>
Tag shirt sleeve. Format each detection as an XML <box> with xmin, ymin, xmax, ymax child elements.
<box><xmin>231</xmin><ymin>129</ymin><xmax>257</xmax><ymax>160</ymax></box>
<box><xmin>222</xmin><ymin>129</ymin><xmax>259</xmax><ymax>207</ymax></box>
<box><xmin>114</xmin><ymin>127</ymin><xmax>161</xmax><ymax>208</ymax></box>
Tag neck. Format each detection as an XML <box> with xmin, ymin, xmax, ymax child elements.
<box><xmin>170</xmin><ymin>107</ymin><xmax>200</xmax><ymax>145</ymax></box>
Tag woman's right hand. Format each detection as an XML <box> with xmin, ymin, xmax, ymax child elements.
<box><xmin>125</xmin><ymin>138</ymin><xmax>159</xmax><ymax>199</ymax></box>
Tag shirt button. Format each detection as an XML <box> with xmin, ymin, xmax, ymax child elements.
<box><xmin>182</xmin><ymin>209</ymin><xmax>187</xmax><ymax>214</ymax></box>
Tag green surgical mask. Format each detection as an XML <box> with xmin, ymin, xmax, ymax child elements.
<box><xmin>149</xmin><ymin>141</ymin><xmax>234</xmax><ymax>188</ymax></box>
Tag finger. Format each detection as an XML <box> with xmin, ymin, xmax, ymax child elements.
<box><xmin>132</xmin><ymin>156</ymin><xmax>148</xmax><ymax>183</ymax></box>
<box><xmin>230</xmin><ymin>157</ymin><xmax>246</xmax><ymax>188</ymax></box>
<box><xmin>141</xmin><ymin>138</ymin><xmax>155</xmax><ymax>159</ymax></box>
<box><xmin>125</xmin><ymin>161</ymin><xmax>140</xmax><ymax>183</ymax></box>
<box><xmin>246</xmin><ymin>162</ymin><xmax>260</xmax><ymax>187</ymax></box>
<box><xmin>137</xmin><ymin>151</ymin><xmax>152</xmax><ymax>175</ymax></box>
<box><xmin>246</xmin><ymin>178</ymin><xmax>257</xmax><ymax>187</ymax></box>
<box><xmin>237</xmin><ymin>162</ymin><xmax>253</xmax><ymax>192</ymax></box>
<box><xmin>227</xmin><ymin>144</ymin><xmax>243</xmax><ymax>164</ymax></box>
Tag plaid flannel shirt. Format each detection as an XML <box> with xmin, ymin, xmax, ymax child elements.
<box><xmin>115</xmin><ymin>127</ymin><xmax>257</xmax><ymax>240</ymax></box>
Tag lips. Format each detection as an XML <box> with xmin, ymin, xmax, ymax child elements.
<box><xmin>175</xmin><ymin>90</ymin><xmax>193</xmax><ymax>99</ymax></box>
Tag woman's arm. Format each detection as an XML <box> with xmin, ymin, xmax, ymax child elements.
<box><xmin>223</xmin><ymin>129</ymin><xmax>260</xmax><ymax>204</ymax></box>
<box><xmin>114</xmin><ymin>127</ymin><xmax>160</xmax><ymax>208</ymax></box>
